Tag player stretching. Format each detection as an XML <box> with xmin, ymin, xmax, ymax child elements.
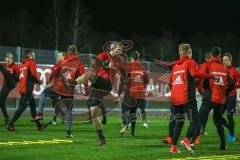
<box><xmin>0</xmin><ymin>53</ymin><xmax>19</xmax><ymax>126</ymax></box>
<box><xmin>33</xmin><ymin>52</ymin><xmax>66</xmax><ymax>125</ymax></box>
<box><xmin>75</xmin><ymin>41</ymin><xmax>126</xmax><ymax>146</ymax></box>
<box><xmin>33</xmin><ymin>45</ymin><xmax>86</xmax><ymax>138</ymax></box>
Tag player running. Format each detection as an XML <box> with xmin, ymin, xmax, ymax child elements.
<box><xmin>0</xmin><ymin>53</ymin><xmax>19</xmax><ymax>126</ymax></box>
<box><xmin>6</xmin><ymin>51</ymin><xmax>45</xmax><ymax>131</ymax></box>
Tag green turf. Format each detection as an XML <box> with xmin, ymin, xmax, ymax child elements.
<box><xmin>0</xmin><ymin>114</ymin><xmax>239</xmax><ymax>160</ymax></box>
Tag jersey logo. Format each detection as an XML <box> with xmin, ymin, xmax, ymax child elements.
<box><xmin>133</xmin><ymin>75</ymin><xmax>142</xmax><ymax>83</ymax></box>
<box><xmin>173</xmin><ymin>75</ymin><xmax>183</xmax><ymax>85</ymax></box>
<box><xmin>19</xmin><ymin>67</ymin><xmax>26</xmax><ymax>79</ymax></box>
<box><xmin>214</xmin><ymin>76</ymin><xmax>224</xmax><ymax>86</ymax></box>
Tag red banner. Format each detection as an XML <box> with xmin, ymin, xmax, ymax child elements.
<box><xmin>0</xmin><ymin>65</ymin><xmax>171</xmax><ymax>100</ymax></box>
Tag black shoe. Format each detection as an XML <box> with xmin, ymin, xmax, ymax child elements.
<box><xmin>101</xmin><ymin>116</ymin><xmax>107</xmax><ymax>125</ymax></box>
<box><xmin>98</xmin><ymin>138</ymin><xmax>106</xmax><ymax>146</ymax></box>
<box><xmin>101</xmin><ymin>120</ymin><xmax>107</xmax><ymax>125</ymax></box>
<box><xmin>131</xmin><ymin>131</ymin><xmax>135</xmax><ymax>137</ymax></box>
<box><xmin>219</xmin><ymin>145</ymin><xmax>227</xmax><ymax>150</ymax></box>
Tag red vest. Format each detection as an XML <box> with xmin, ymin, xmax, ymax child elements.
<box><xmin>208</xmin><ymin>59</ymin><xmax>228</xmax><ymax>104</ymax></box>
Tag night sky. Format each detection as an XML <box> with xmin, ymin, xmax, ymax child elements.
<box><xmin>0</xmin><ymin>0</ymin><xmax>240</xmax><ymax>47</ymax></box>
<box><xmin>82</xmin><ymin>0</ymin><xmax>240</xmax><ymax>37</ymax></box>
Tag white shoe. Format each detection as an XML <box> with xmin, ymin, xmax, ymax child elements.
<box><xmin>143</xmin><ymin>122</ymin><xmax>148</xmax><ymax>128</ymax></box>
<box><xmin>52</xmin><ymin>120</ymin><xmax>57</xmax><ymax>125</ymax></box>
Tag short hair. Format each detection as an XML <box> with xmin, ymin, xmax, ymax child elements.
<box><xmin>67</xmin><ymin>45</ymin><xmax>77</xmax><ymax>54</ymax></box>
<box><xmin>58</xmin><ymin>51</ymin><xmax>66</xmax><ymax>57</ymax></box>
<box><xmin>131</xmin><ymin>50</ymin><xmax>140</xmax><ymax>60</ymax></box>
<box><xmin>110</xmin><ymin>41</ymin><xmax>121</xmax><ymax>50</ymax></box>
<box><xmin>179</xmin><ymin>43</ymin><xmax>191</xmax><ymax>55</ymax></box>
<box><xmin>223</xmin><ymin>52</ymin><xmax>232</xmax><ymax>62</ymax></box>
<box><xmin>210</xmin><ymin>47</ymin><xmax>221</xmax><ymax>57</ymax></box>
<box><xmin>5</xmin><ymin>52</ymin><xmax>13</xmax><ymax>60</ymax></box>
<box><xmin>25</xmin><ymin>50</ymin><xmax>34</xmax><ymax>57</ymax></box>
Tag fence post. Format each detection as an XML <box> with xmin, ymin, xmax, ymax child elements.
<box><xmin>198</xmin><ymin>48</ymin><xmax>202</xmax><ymax>64</ymax></box>
<box><xmin>15</xmin><ymin>46</ymin><xmax>21</xmax><ymax>109</ymax></box>
<box><xmin>239</xmin><ymin>48</ymin><xmax>240</xmax><ymax>68</ymax></box>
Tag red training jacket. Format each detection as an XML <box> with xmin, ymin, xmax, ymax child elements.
<box><xmin>170</xmin><ymin>55</ymin><xmax>212</xmax><ymax>105</ymax></box>
<box><xmin>125</xmin><ymin>60</ymin><xmax>149</xmax><ymax>99</ymax></box>
<box><xmin>200</xmin><ymin>57</ymin><xmax>230</xmax><ymax>104</ymax></box>
<box><xmin>19</xmin><ymin>57</ymin><xmax>41</xmax><ymax>94</ymax></box>
<box><xmin>52</xmin><ymin>53</ymin><xmax>85</xmax><ymax>96</ymax></box>
<box><xmin>2</xmin><ymin>62</ymin><xmax>19</xmax><ymax>83</ymax></box>
<box><xmin>227</xmin><ymin>65</ymin><xmax>240</xmax><ymax>96</ymax></box>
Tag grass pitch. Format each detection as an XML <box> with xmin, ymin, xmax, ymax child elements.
<box><xmin>0</xmin><ymin>114</ymin><xmax>239</xmax><ymax>160</ymax></box>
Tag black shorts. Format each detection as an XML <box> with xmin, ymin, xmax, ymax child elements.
<box><xmin>122</xmin><ymin>93</ymin><xmax>145</xmax><ymax>110</ymax></box>
<box><xmin>87</xmin><ymin>76</ymin><xmax>112</xmax><ymax>107</ymax></box>
<box><xmin>223</xmin><ymin>96</ymin><xmax>237</xmax><ymax>114</ymax></box>
<box><xmin>44</xmin><ymin>87</ymin><xmax>73</xmax><ymax>99</ymax></box>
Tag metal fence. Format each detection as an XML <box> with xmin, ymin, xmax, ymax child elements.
<box><xmin>0</xmin><ymin>45</ymin><xmax>239</xmax><ymax>114</ymax></box>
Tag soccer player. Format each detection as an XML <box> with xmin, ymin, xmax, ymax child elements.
<box><xmin>6</xmin><ymin>51</ymin><xmax>45</xmax><ymax>131</ymax></box>
<box><xmin>75</xmin><ymin>41</ymin><xmax>125</xmax><ymax>146</ymax></box>
<box><xmin>118</xmin><ymin>50</ymin><xmax>149</xmax><ymax>137</ymax></box>
<box><xmin>222</xmin><ymin>53</ymin><xmax>240</xmax><ymax>142</ymax></box>
<box><xmin>100</xmin><ymin>42</ymin><xmax>126</xmax><ymax>125</ymax></box>
<box><xmin>33</xmin><ymin>52</ymin><xmax>66</xmax><ymax>125</ymax></box>
<box><xmin>191</xmin><ymin>47</ymin><xmax>235</xmax><ymax>150</ymax></box>
<box><xmin>34</xmin><ymin>45</ymin><xmax>86</xmax><ymax>138</ymax></box>
<box><xmin>155</xmin><ymin>57</ymin><xmax>201</xmax><ymax>146</ymax></box>
<box><xmin>169</xmin><ymin>43</ymin><xmax>216</xmax><ymax>154</ymax></box>
<box><xmin>0</xmin><ymin>53</ymin><xmax>19</xmax><ymax>125</ymax></box>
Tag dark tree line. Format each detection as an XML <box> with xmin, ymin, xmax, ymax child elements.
<box><xmin>0</xmin><ymin>0</ymin><xmax>239</xmax><ymax>66</ymax></box>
